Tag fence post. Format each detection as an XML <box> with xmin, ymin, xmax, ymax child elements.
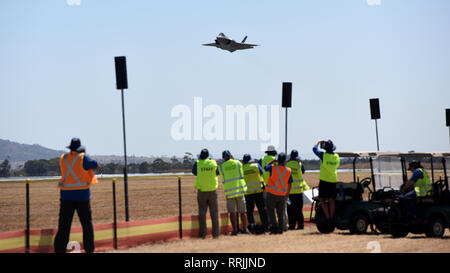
<box><xmin>25</xmin><ymin>179</ymin><xmax>30</xmax><ymax>253</ymax></box>
<box><xmin>178</xmin><ymin>176</ymin><xmax>182</xmax><ymax>240</ymax></box>
<box><xmin>112</xmin><ymin>178</ymin><xmax>118</xmax><ymax>249</ymax></box>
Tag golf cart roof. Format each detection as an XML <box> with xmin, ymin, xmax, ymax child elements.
<box><xmin>430</xmin><ymin>152</ymin><xmax>450</xmax><ymax>158</ymax></box>
<box><xmin>398</xmin><ymin>152</ymin><xmax>433</xmax><ymax>159</ymax></box>
<box><xmin>337</xmin><ymin>151</ymin><xmax>401</xmax><ymax>158</ymax></box>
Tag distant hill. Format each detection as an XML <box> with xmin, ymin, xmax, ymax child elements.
<box><xmin>0</xmin><ymin>139</ymin><xmax>64</xmax><ymax>168</ymax></box>
<box><xmin>0</xmin><ymin>139</ymin><xmax>160</xmax><ymax>169</ymax></box>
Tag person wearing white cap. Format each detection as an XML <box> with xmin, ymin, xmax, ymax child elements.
<box><xmin>259</xmin><ymin>145</ymin><xmax>277</xmax><ymax>186</ymax></box>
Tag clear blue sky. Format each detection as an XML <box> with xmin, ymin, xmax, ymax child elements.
<box><xmin>1</xmin><ymin>0</ymin><xmax>449</xmax><ymax>160</ymax></box>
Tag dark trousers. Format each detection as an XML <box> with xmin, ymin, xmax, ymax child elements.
<box><xmin>397</xmin><ymin>190</ymin><xmax>418</xmax><ymax>218</ymax></box>
<box><xmin>54</xmin><ymin>199</ymin><xmax>95</xmax><ymax>253</ymax></box>
<box><xmin>197</xmin><ymin>190</ymin><xmax>220</xmax><ymax>238</ymax></box>
<box><xmin>266</xmin><ymin>193</ymin><xmax>286</xmax><ymax>232</ymax></box>
<box><xmin>287</xmin><ymin>193</ymin><xmax>304</xmax><ymax>229</ymax></box>
<box><xmin>245</xmin><ymin>192</ymin><xmax>269</xmax><ymax>229</ymax></box>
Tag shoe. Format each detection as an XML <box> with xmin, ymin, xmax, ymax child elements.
<box><xmin>231</xmin><ymin>230</ymin><xmax>238</xmax><ymax>236</ymax></box>
<box><xmin>269</xmin><ymin>228</ymin><xmax>279</xmax><ymax>235</ymax></box>
<box><xmin>297</xmin><ymin>226</ymin><xmax>304</xmax><ymax>230</ymax></box>
<box><xmin>248</xmin><ymin>223</ymin><xmax>256</xmax><ymax>231</ymax></box>
<box><xmin>288</xmin><ymin>226</ymin><xmax>296</xmax><ymax>230</ymax></box>
<box><xmin>240</xmin><ymin>229</ymin><xmax>250</xmax><ymax>234</ymax></box>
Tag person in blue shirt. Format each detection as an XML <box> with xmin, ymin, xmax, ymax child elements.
<box><xmin>264</xmin><ymin>153</ymin><xmax>294</xmax><ymax>234</ymax></box>
<box><xmin>192</xmin><ymin>150</ymin><xmax>220</xmax><ymax>176</ymax></box>
<box><xmin>54</xmin><ymin>138</ymin><xmax>100</xmax><ymax>253</ymax></box>
<box><xmin>397</xmin><ymin>161</ymin><xmax>427</xmax><ymax>219</ymax></box>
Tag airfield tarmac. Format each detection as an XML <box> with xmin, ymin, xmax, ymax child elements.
<box><xmin>1</xmin><ymin>173</ymin><xmax>449</xmax><ymax>253</ymax></box>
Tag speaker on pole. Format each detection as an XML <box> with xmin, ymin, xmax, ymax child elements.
<box><xmin>282</xmin><ymin>82</ymin><xmax>292</xmax><ymax>154</ymax></box>
<box><xmin>446</xmin><ymin>109</ymin><xmax>450</xmax><ymax>127</ymax></box>
<box><xmin>114</xmin><ymin>56</ymin><xmax>128</xmax><ymax>90</ymax></box>
<box><xmin>282</xmin><ymin>82</ymin><xmax>292</xmax><ymax>108</ymax></box>
<box><xmin>370</xmin><ymin>98</ymin><xmax>380</xmax><ymax>120</ymax></box>
<box><xmin>114</xmin><ymin>56</ymin><xmax>130</xmax><ymax>221</ymax></box>
<box><xmin>369</xmin><ymin>98</ymin><xmax>381</xmax><ymax>151</ymax></box>
<box><xmin>446</xmin><ymin>109</ymin><xmax>450</xmax><ymax>151</ymax></box>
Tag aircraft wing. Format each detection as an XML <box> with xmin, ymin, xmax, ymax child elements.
<box><xmin>202</xmin><ymin>43</ymin><xmax>219</xmax><ymax>47</ymax></box>
<box><xmin>234</xmin><ymin>42</ymin><xmax>259</xmax><ymax>49</ymax></box>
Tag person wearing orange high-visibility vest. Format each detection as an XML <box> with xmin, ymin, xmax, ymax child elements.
<box><xmin>264</xmin><ymin>153</ymin><xmax>293</xmax><ymax>235</ymax></box>
<box><xmin>54</xmin><ymin>138</ymin><xmax>100</xmax><ymax>253</ymax></box>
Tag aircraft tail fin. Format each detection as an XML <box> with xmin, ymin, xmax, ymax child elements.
<box><xmin>241</xmin><ymin>36</ymin><xmax>247</xmax><ymax>43</ymax></box>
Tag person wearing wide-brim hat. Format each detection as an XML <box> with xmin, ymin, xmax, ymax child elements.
<box><xmin>263</xmin><ymin>153</ymin><xmax>293</xmax><ymax>234</ymax></box>
<box><xmin>242</xmin><ymin>154</ymin><xmax>269</xmax><ymax>233</ymax></box>
<box><xmin>313</xmin><ymin>139</ymin><xmax>340</xmax><ymax>222</ymax></box>
<box><xmin>219</xmin><ymin>150</ymin><xmax>249</xmax><ymax>235</ymax></box>
<box><xmin>286</xmin><ymin>150</ymin><xmax>310</xmax><ymax>230</ymax></box>
<box><xmin>54</xmin><ymin>138</ymin><xmax>100</xmax><ymax>253</ymax></box>
<box><xmin>259</xmin><ymin>145</ymin><xmax>278</xmax><ymax>186</ymax></box>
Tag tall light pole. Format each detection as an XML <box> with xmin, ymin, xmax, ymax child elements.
<box><xmin>114</xmin><ymin>56</ymin><xmax>130</xmax><ymax>222</ymax></box>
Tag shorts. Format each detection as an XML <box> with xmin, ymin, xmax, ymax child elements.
<box><xmin>226</xmin><ymin>195</ymin><xmax>247</xmax><ymax>213</ymax></box>
<box><xmin>318</xmin><ymin>180</ymin><xmax>337</xmax><ymax>198</ymax></box>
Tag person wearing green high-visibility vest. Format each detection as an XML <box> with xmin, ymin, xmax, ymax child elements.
<box><xmin>242</xmin><ymin>154</ymin><xmax>269</xmax><ymax>233</ymax></box>
<box><xmin>259</xmin><ymin>145</ymin><xmax>277</xmax><ymax>186</ymax></box>
<box><xmin>219</xmin><ymin>150</ymin><xmax>249</xmax><ymax>236</ymax></box>
<box><xmin>313</xmin><ymin>140</ymin><xmax>340</xmax><ymax>222</ymax></box>
<box><xmin>286</xmin><ymin>150</ymin><xmax>310</xmax><ymax>230</ymax></box>
<box><xmin>397</xmin><ymin>160</ymin><xmax>433</xmax><ymax>219</ymax></box>
<box><xmin>192</xmin><ymin>149</ymin><xmax>220</xmax><ymax>239</ymax></box>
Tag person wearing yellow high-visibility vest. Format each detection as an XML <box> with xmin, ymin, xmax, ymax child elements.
<box><xmin>242</xmin><ymin>154</ymin><xmax>269</xmax><ymax>233</ymax></box>
<box><xmin>313</xmin><ymin>140</ymin><xmax>340</xmax><ymax>222</ymax></box>
<box><xmin>398</xmin><ymin>160</ymin><xmax>433</xmax><ymax>219</ymax></box>
<box><xmin>54</xmin><ymin>138</ymin><xmax>100</xmax><ymax>253</ymax></box>
<box><xmin>259</xmin><ymin>145</ymin><xmax>277</xmax><ymax>186</ymax></box>
<box><xmin>286</xmin><ymin>150</ymin><xmax>310</xmax><ymax>230</ymax></box>
<box><xmin>192</xmin><ymin>148</ymin><xmax>220</xmax><ymax>239</ymax></box>
<box><xmin>219</xmin><ymin>150</ymin><xmax>249</xmax><ymax>235</ymax></box>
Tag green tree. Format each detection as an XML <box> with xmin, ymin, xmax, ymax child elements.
<box><xmin>138</xmin><ymin>161</ymin><xmax>151</xmax><ymax>173</ymax></box>
<box><xmin>182</xmin><ymin>155</ymin><xmax>195</xmax><ymax>169</ymax></box>
<box><xmin>102</xmin><ymin>162</ymin><xmax>123</xmax><ymax>174</ymax></box>
<box><xmin>23</xmin><ymin>158</ymin><xmax>59</xmax><ymax>176</ymax></box>
<box><xmin>150</xmin><ymin>158</ymin><xmax>171</xmax><ymax>172</ymax></box>
<box><xmin>170</xmin><ymin>156</ymin><xmax>183</xmax><ymax>170</ymax></box>
<box><xmin>0</xmin><ymin>158</ymin><xmax>11</xmax><ymax>177</ymax></box>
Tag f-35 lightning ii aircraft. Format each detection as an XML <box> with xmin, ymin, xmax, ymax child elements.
<box><xmin>202</xmin><ymin>33</ymin><xmax>259</xmax><ymax>53</ymax></box>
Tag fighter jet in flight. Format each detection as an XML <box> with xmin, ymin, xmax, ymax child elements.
<box><xmin>203</xmin><ymin>33</ymin><xmax>259</xmax><ymax>53</ymax></box>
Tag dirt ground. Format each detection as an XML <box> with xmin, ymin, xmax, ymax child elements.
<box><xmin>105</xmin><ymin>225</ymin><xmax>450</xmax><ymax>253</ymax></box>
<box><xmin>0</xmin><ymin>172</ymin><xmax>345</xmax><ymax>232</ymax></box>
<box><xmin>1</xmin><ymin>172</ymin><xmax>449</xmax><ymax>253</ymax></box>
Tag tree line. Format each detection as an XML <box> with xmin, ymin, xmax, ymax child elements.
<box><xmin>0</xmin><ymin>156</ymin><xmax>362</xmax><ymax>178</ymax></box>
<box><xmin>0</xmin><ymin>156</ymin><xmax>197</xmax><ymax>177</ymax></box>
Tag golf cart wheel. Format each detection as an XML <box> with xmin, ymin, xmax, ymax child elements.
<box><xmin>391</xmin><ymin>226</ymin><xmax>409</xmax><ymax>238</ymax></box>
<box><xmin>349</xmin><ymin>213</ymin><xmax>369</xmax><ymax>234</ymax></box>
<box><xmin>425</xmin><ymin>217</ymin><xmax>445</xmax><ymax>238</ymax></box>
<box><xmin>317</xmin><ymin>223</ymin><xmax>335</xmax><ymax>234</ymax></box>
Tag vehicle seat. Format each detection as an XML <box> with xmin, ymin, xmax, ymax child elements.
<box><xmin>416</xmin><ymin>196</ymin><xmax>434</xmax><ymax>205</ymax></box>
